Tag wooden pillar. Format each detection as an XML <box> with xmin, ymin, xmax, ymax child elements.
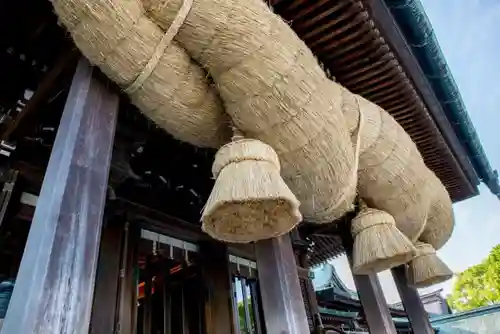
<box><xmin>248</xmin><ymin>279</ymin><xmax>264</xmax><ymax>334</ymax></box>
<box><xmin>0</xmin><ymin>170</ymin><xmax>18</xmax><ymax>228</ymax></box>
<box><xmin>340</xmin><ymin>223</ymin><xmax>398</xmax><ymax>334</ymax></box>
<box><xmin>351</xmin><ymin>270</ymin><xmax>398</xmax><ymax>334</ymax></box>
<box><xmin>392</xmin><ymin>265</ymin><xmax>434</xmax><ymax>333</ymax></box>
<box><xmin>293</xmin><ymin>231</ymin><xmax>324</xmax><ymax>333</ymax></box>
<box><xmin>255</xmin><ymin>234</ymin><xmax>310</xmax><ymax>334</ymax></box>
<box><xmin>199</xmin><ymin>241</ymin><xmax>235</xmax><ymax>334</ymax></box>
<box><xmin>116</xmin><ymin>222</ymin><xmax>140</xmax><ymax>334</ymax></box>
<box><xmin>163</xmin><ymin>283</ymin><xmax>172</xmax><ymax>334</ymax></box>
<box><xmin>1</xmin><ymin>58</ymin><xmax>119</xmax><ymax>334</ymax></box>
<box><xmin>143</xmin><ymin>265</ymin><xmax>153</xmax><ymax>334</ymax></box>
<box><xmin>89</xmin><ymin>218</ymin><xmax>125</xmax><ymax>334</ymax></box>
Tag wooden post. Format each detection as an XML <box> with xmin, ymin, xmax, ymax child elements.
<box><xmin>0</xmin><ymin>58</ymin><xmax>119</xmax><ymax>334</ymax></box>
<box><xmin>0</xmin><ymin>170</ymin><xmax>18</xmax><ymax>228</ymax></box>
<box><xmin>143</xmin><ymin>266</ymin><xmax>153</xmax><ymax>334</ymax></box>
<box><xmin>340</xmin><ymin>223</ymin><xmax>398</xmax><ymax>334</ymax></box>
<box><xmin>392</xmin><ymin>265</ymin><xmax>434</xmax><ymax>333</ymax></box>
<box><xmin>116</xmin><ymin>222</ymin><xmax>140</xmax><ymax>334</ymax></box>
<box><xmin>89</xmin><ymin>218</ymin><xmax>125</xmax><ymax>334</ymax></box>
<box><xmin>163</xmin><ymin>283</ymin><xmax>172</xmax><ymax>334</ymax></box>
<box><xmin>293</xmin><ymin>230</ymin><xmax>324</xmax><ymax>333</ymax></box>
<box><xmin>248</xmin><ymin>280</ymin><xmax>264</xmax><ymax>334</ymax></box>
<box><xmin>255</xmin><ymin>234</ymin><xmax>310</xmax><ymax>334</ymax></box>
<box><xmin>199</xmin><ymin>241</ymin><xmax>235</xmax><ymax>334</ymax></box>
<box><xmin>351</xmin><ymin>271</ymin><xmax>398</xmax><ymax>334</ymax></box>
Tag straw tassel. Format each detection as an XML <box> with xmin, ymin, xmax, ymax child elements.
<box><xmin>351</xmin><ymin>203</ymin><xmax>417</xmax><ymax>275</ymax></box>
<box><xmin>406</xmin><ymin>241</ymin><xmax>453</xmax><ymax>288</ymax></box>
<box><xmin>201</xmin><ymin>126</ymin><xmax>302</xmax><ymax>243</ymax></box>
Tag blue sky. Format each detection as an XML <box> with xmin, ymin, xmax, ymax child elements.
<box><xmin>331</xmin><ymin>0</ymin><xmax>500</xmax><ymax>304</ymax></box>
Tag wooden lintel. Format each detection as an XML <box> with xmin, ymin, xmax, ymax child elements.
<box><xmin>117</xmin><ymin>197</ymin><xmax>206</xmax><ymax>244</ymax></box>
<box><xmin>0</xmin><ymin>58</ymin><xmax>119</xmax><ymax>334</ymax></box>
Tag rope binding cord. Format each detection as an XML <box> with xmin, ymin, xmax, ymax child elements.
<box><xmin>125</xmin><ymin>0</ymin><xmax>194</xmax><ymax>94</ymax></box>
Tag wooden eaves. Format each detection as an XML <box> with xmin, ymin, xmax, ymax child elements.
<box><xmin>269</xmin><ymin>0</ymin><xmax>479</xmax><ymax>202</ymax></box>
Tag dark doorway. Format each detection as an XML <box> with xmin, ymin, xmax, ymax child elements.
<box><xmin>137</xmin><ymin>234</ymin><xmax>205</xmax><ymax>334</ymax></box>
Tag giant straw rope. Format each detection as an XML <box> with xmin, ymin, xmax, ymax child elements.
<box><xmin>51</xmin><ymin>0</ymin><xmax>454</xmax><ymax>253</ymax></box>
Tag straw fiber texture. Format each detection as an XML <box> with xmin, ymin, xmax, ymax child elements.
<box><xmin>142</xmin><ymin>0</ymin><xmax>357</xmax><ymax>223</ymax></box>
<box><xmin>202</xmin><ymin>139</ymin><xmax>302</xmax><ymax>243</ymax></box>
<box><xmin>351</xmin><ymin>207</ymin><xmax>417</xmax><ymax>275</ymax></box>
<box><xmin>51</xmin><ymin>0</ymin><xmax>230</xmax><ymax>148</ymax></box>
<box><xmin>407</xmin><ymin>241</ymin><xmax>453</xmax><ymax>288</ymax></box>
<box><xmin>419</xmin><ymin>172</ymin><xmax>455</xmax><ymax>250</ymax></box>
<box><xmin>343</xmin><ymin>94</ymin><xmax>433</xmax><ymax>242</ymax></box>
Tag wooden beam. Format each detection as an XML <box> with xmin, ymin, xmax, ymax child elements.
<box><xmin>255</xmin><ymin>234</ymin><xmax>310</xmax><ymax>334</ymax></box>
<box><xmin>1</xmin><ymin>49</ymin><xmax>79</xmax><ymax>141</ymax></box>
<box><xmin>118</xmin><ymin>198</ymin><xmax>206</xmax><ymax>244</ymax></box>
<box><xmin>392</xmin><ymin>265</ymin><xmax>434</xmax><ymax>334</ymax></box>
<box><xmin>0</xmin><ymin>58</ymin><xmax>119</xmax><ymax>334</ymax></box>
<box><xmin>199</xmin><ymin>241</ymin><xmax>235</xmax><ymax>334</ymax></box>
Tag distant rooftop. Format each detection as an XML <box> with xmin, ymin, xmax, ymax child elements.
<box><xmin>431</xmin><ymin>304</ymin><xmax>500</xmax><ymax>333</ymax></box>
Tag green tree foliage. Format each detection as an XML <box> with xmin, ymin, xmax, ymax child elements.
<box><xmin>238</xmin><ymin>299</ymin><xmax>255</xmax><ymax>333</ymax></box>
<box><xmin>449</xmin><ymin>244</ymin><xmax>500</xmax><ymax>311</ymax></box>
